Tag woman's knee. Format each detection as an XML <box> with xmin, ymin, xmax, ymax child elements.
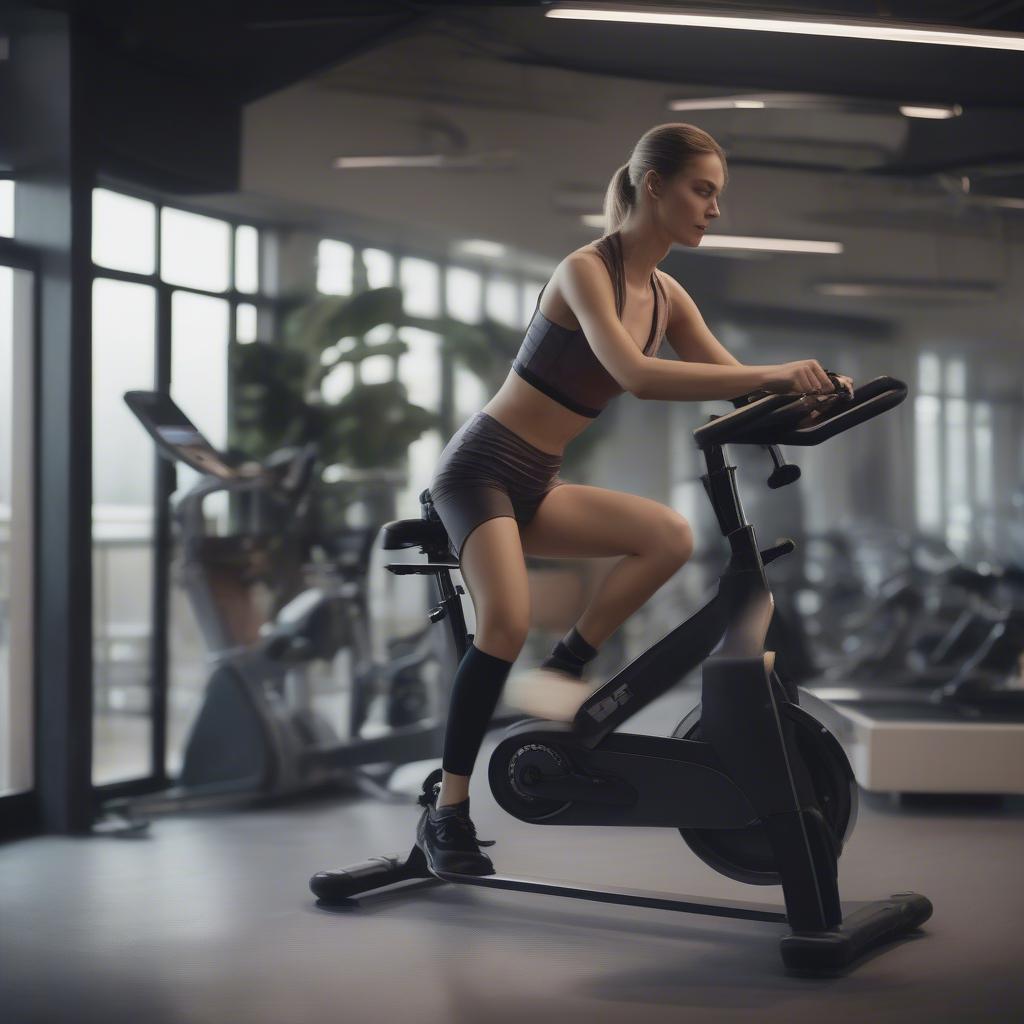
<box><xmin>652</xmin><ymin>510</ymin><xmax>695</xmax><ymax>565</ymax></box>
<box><xmin>459</xmin><ymin>515</ymin><xmax>531</xmax><ymax>658</ymax></box>
<box><xmin>474</xmin><ymin>620</ymin><xmax>529</xmax><ymax>661</ymax></box>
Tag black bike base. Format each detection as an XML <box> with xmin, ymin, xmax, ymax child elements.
<box><xmin>310</xmin><ymin>845</ymin><xmax>932</xmax><ymax>972</ymax></box>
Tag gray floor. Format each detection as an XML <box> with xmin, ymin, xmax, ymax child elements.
<box><xmin>2</xmin><ymin>690</ymin><xmax>1023</xmax><ymax>1024</ymax></box>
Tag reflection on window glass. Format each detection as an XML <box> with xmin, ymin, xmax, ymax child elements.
<box><xmin>446</xmin><ymin>267</ymin><xmax>483</xmax><ymax>324</ymax></box>
<box><xmin>0</xmin><ymin>180</ymin><xmax>14</xmax><ymax>238</ymax></box>
<box><xmin>485</xmin><ymin>276</ymin><xmax>519</xmax><ymax>327</ymax></box>
<box><xmin>92</xmin><ymin>278</ymin><xmax>157</xmax><ymax>786</ymax></box>
<box><xmin>973</xmin><ymin>403</ymin><xmax>993</xmax><ymax>506</ymax></box>
<box><xmin>945</xmin><ymin>358</ymin><xmax>966</xmax><ymax>397</ymax></box>
<box><xmin>92</xmin><ymin>189</ymin><xmax>157</xmax><ymax>275</ymax></box>
<box><xmin>363</xmin><ymin>249</ymin><xmax>394</xmax><ymax>289</ymax></box>
<box><xmin>397</xmin><ymin>327</ymin><xmax>441</xmax><ymax>413</ymax></box>
<box><xmin>973</xmin><ymin>403</ymin><xmax>995</xmax><ymax>551</ymax></box>
<box><xmin>914</xmin><ymin>395</ymin><xmax>942</xmax><ymax>532</ymax></box>
<box><xmin>918</xmin><ymin>352</ymin><xmax>941</xmax><ymax>395</ymax></box>
<box><xmin>235</xmin><ymin>225</ymin><xmax>259</xmax><ymax>294</ymax></box>
<box><xmin>522</xmin><ymin>281</ymin><xmax>545</xmax><ymax>327</ymax></box>
<box><xmin>161</xmin><ymin>207</ymin><xmax>231</xmax><ymax>292</ymax></box>
<box><xmin>944</xmin><ymin>398</ymin><xmax>970</xmax><ymax>555</ymax></box>
<box><xmin>236</xmin><ymin>302</ymin><xmax>258</xmax><ymax>344</ymax></box>
<box><xmin>317</xmin><ymin>239</ymin><xmax>353</xmax><ymax>295</ymax></box>
<box><xmin>400</xmin><ymin>257</ymin><xmax>440</xmax><ymax>317</ymax></box>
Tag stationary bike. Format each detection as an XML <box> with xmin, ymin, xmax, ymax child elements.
<box><xmin>310</xmin><ymin>376</ymin><xmax>932</xmax><ymax>972</ymax></box>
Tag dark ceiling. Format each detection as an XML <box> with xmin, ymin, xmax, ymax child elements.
<box><xmin>23</xmin><ymin>1</ymin><xmax>1024</xmax><ymax>195</ymax></box>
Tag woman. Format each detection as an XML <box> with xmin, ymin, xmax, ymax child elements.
<box><xmin>416</xmin><ymin>122</ymin><xmax>848</xmax><ymax>877</ymax></box>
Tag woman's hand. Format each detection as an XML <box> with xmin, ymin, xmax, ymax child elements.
<box><xmin>760</xmin><ymin>359</ymin><xmax>834</xmax><ymax>395</ymax></box>
<box><xmin>797</xmin><ymin>371</ymin><xmax>856</xmax><ymax>426</ymax></box>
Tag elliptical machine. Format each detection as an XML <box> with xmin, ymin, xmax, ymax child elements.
<box><xmin>310</xmin><ymin>376</ymin><xmax>932</xmax><ymax>972</ymax></box>
<box><xmin>95</xmin><ymin>391</ymin><xmax>455</xmax><ymax>833</ymax></box>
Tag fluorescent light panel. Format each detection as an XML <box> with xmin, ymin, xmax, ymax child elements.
<box><xmin>334</xmin><ymin>155</ymin><xmax>449</xmax><ymax>169</ymax></box>
<box><xmin>547</xmin><ymin>5</ymin><xmax>1024</xmax><ymax>52</ymax></box>
<box><xmin>669</xmin><ymin>94</ymin><xmax>962</xmax><ymax>118</ymax></box>
<box><xmin>455</xmin><ymin>239</ymin><xmax>507</xmax><ymax>258</ymax></box>
<box><xmin>579</xmin><ymin>215</ymin><xmax>842</xmax><ymax>253</ymax></box>
<box><xmin>899</xmin><ymin>105</ymin><xmax>962</xmax><ymax>119</ymax></box>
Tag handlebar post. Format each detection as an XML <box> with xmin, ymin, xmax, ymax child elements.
<box><xmin>701</xmin><ymin>444</ymin><xmax>749</xmax><ymax>538</ymax></box>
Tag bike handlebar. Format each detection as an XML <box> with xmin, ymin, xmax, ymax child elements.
<box><xmin>693</xmin><ymin>376</ymin><xmax>907</xmax><ymax>450</ymax></box>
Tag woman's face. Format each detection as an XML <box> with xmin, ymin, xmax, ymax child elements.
<box><xmin>649</xmin><ymin>153</ymin><xmax>725</xmax><ymax>246</ymax></box>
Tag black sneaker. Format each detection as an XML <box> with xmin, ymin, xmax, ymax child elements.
<box><xmin>415</xmin><ymin>769</ymin><xmax>496</xmax><ymax>876</ymax></box>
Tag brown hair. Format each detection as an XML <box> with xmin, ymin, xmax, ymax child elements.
<box><xmin>603</xmin><ymin>123</ymin><xmax>728</xmax><ymax>235</ymax></box>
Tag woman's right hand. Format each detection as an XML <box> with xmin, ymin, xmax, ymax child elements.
<box><xmin>760</xmin><ymin>359</ymin><xmax>835</xmax><ymax>395</ymax></box>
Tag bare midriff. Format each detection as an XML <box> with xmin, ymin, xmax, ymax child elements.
<box><xmin>480</xmin><ymin>247</ymin><xmax>658</xmax><ymax>456</ymax></box>
<box><xmin>481</xmin><ymin>371</ymin><xmax>594</xmax><ymax>456</ymax></box>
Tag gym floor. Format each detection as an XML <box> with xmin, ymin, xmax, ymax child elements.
<box><xmin>2</xmin><ymin>688</ymin><xmax>1022</xmax><ymax>1024</ymax></box>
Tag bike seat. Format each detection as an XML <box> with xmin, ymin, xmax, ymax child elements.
<box><xmin>381</xmin><ymin>518</ymin><xmax>451</xmax><ymax>552</ymax></box>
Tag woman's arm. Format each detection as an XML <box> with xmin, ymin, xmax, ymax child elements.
<box><xmin>636</xmin><ymin>272</ymin><xmax>834</xmax><ymax>401</ymax></box>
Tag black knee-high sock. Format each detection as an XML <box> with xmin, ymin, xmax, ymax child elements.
<box><xmin>540</xmin><ymin>625</ymin><xmax>599</xmax><ymax>679</ymax></box>
<box><xmin>441</xmin><ymin>642</ymin><xmax>515</xmax><ymax>777</ymax></box>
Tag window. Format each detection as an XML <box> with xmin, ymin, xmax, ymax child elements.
<box><xmin>161</xmin><ymin>207</ymin><xmax>231</xmax><ymax>292</ymax></box>
<box><xmin>0</xmin><ymin>180</ymin><xmax>14</xmax><ymax>238</ymax></box>
<box><xmin>92</xmin><ymin>189</ymin><xmax>157</xmax><ymax>275</ymax></box>
<box><xmin>363</xmin><ymin>248</ymin><xmax>394</xmax><ymax>289</ymax></box>
<box><xmin>317</xmin><ymin>239</ymin><xmax>353</xmax><ymax>295</ymax></box>
<box><xmin>446</xmin><ymin>267</ymin><xmax>483</xmax><ymax>324</ymax></box>
<box><xmin>485</xmin><ymin>276</ymin><xmax>520</xmax><ymax>328</ymax></box>
<box><xmin>91</xmin><ymin>189</ymin><xmax>252</xmax><ymax>789</ymax></box>
<box><xmin>234</xmin><ymin>225</ymin><xmax>259</xmax><ymax>294</ymax></box>
<box><xmin>236</xmin><ymin>302</ymin><xmax>258</xmax><ymax>344</ymax></box>
<box><xmin>400</xmin><ymin>257</ymin><xmax>440</xmax><ymax>318</ymax></box>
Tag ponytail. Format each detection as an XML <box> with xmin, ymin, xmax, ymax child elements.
<box><xmin>603</xmin><ymin>163</ymin><xmax>635</xmax><ymax>236</ymax></box>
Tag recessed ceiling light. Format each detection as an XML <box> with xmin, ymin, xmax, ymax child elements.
<box><xmin>899</xmin><ymin>104</ymin><xmax>963</xmax><ymax>119</ymax></box>
<box><xmin>547</xmin><ymin>4</ymin><xmax>1024</xmax><ymax>51</ymax></box>
<box><xmin>455</xmin><ymin>239</ymin><xmax>507</xmax><ymax>259</ymax></box>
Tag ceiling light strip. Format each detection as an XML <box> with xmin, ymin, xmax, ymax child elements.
<box><xmin>547</xmin><ymin>5</ymin><xmax>1024</xmax><ymax>52</ymax></box>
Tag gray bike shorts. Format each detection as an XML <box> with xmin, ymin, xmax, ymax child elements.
<box><xmin>428</xmin><ymin>411</ymin><xmax>567</xmax><ymax>563</ymax></box>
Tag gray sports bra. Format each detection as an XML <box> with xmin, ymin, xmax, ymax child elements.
<box><xmin>511</xmin><ymin>231</ymin><xmax>669</xmax><ymax>418</ymax></box>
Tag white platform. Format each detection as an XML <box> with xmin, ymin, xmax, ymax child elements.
<box><xmin>800</xmin><ymin>687</ymin><xmax>1024</xmax><ymax>795</ymax></box>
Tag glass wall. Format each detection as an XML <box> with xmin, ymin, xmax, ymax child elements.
<box><xmin>0</xmin><ymin>264</ymin><xmax>35</xmax><ymax>797</ymax></box>
<box><xmin>91</xmin><ymin>278</ymin><xmax>157</xmax><ymax>784</ymax></box>
<box><xmin>91</xmin><ymin>188</ymin><xmax>259</xmax><ymax>785</ymax></box>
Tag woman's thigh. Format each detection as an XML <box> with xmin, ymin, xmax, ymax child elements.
<box><xmin>458</xmin><ymin>514</ymin><xmax>532</xmax><ymax>654</ymax></box>
<box><xmin>518</xmin><ymin>482</ymin><xmax>694</xmax><ymax>560</ymax></box>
